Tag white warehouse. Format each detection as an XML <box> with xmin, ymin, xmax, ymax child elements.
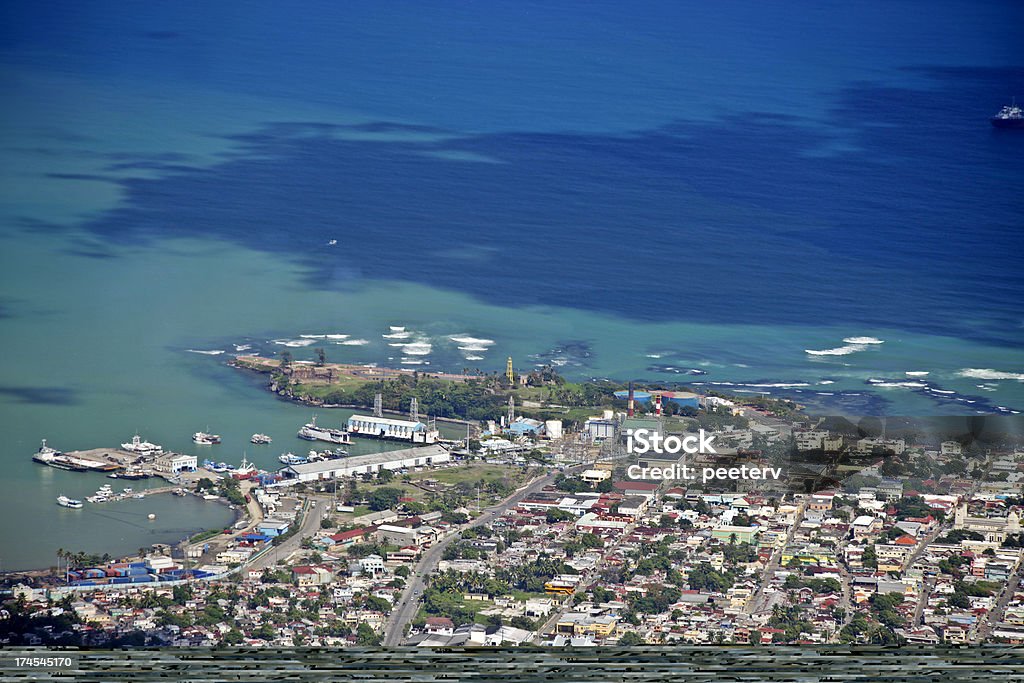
<box><xmin>278</xmin><ymin>444</ymin><xmax>451</xmax><ymax>483</ymax></box>
<box><xmin>347</xmin><ymin>414</ymin><xmax>440</xmax><ymax>444</ymax></box>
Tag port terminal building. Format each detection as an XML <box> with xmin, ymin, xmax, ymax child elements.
<box><xmin>277</xmin><ymin>444</ymin><xmax>451</xmax><ymax>483</ymax></box>
<box><xmin>346</xmin><ymin>414</ymin><xmax>440</xmax><ymax>444</ymax></box>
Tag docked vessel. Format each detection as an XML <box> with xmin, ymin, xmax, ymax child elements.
<box><xmin>297</xmin><ymin>415</ymin><xmax>352</xmax><ymax>445</ymax></box>
<box><xmin>233</xmin><ymin>455</ymin><xmax>257</xmax><ymax>478</ymax></box>
<box><xmin>121</xmin><ymin>434</ymin><xmax>163</xmax><ymax>456</ymax></box>
<box><xmin>991</xmin><ymin>99</ymin><xmax>1024</xmax><ymax>128</ymax></box>
<box><xmin>193</xmin><ymin>431</ymin><xmax>222</xmax><ymax>445</ymax></box>
<box><xmin>56</xmin><ymin>495</ymin><xmax>83</xmax><ymax>509</ymax></box>
<box><xmin>251</xmin><ymin>433</ymin><xmax>272</xmax><ymax>445</ymax></box>
<box><xmin>32</xmin><ymin>439</ymin><xmax>88</xmax><ymax>471</ymax></box>
<box><xmin>279</xmin><ymin>452</ymin><xmax>308</xmax><ymax>465</ymax></box>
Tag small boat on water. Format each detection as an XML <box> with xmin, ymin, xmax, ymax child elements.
<box><xmin>56</xmin><ymin>495</ymin><xmax>83</xmax><ymax>509</ymax></box>
<box><xmin>279</xmin><ymin>452</ymin><xmax>308</xmax><ymax>465</ymax></box>
<box><xmin>251</xmin><ymin>433</ymin><xmax>272</xmax><ymax>445</ymax></box>
<box><xmin>193</xmin><ymin>431</ymin><xmax>222</xmax><ymax>445</ymax></box>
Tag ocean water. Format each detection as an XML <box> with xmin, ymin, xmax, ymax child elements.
<box><xmin>1</xmin><ymin>0</ymin><xmax>1023</xmax><ymax>568</ymax></box>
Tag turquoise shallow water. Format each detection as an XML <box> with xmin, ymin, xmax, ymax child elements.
<box><xmin>1</xmin><ymin>0</ymin><xmax>1023</xmax><ymax>569</ymax></box>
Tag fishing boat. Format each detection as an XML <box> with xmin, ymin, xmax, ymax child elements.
<box><xmin>233</xmin><ymin>455</ymin><xmax>257</xmax><ymax>478</ymax></box>
<box><xmin>56</xmin><ymin>495</ymin><xmax>83</xmax><ymax>509</ymax></box>
<box><xmin>250</xmin><ymin>433</ymin><xmax>272</xmax><ymax>445</ymax></box>
<box><xmin>193</xmin><ymin>431</ymin><xmax>222</xmax><ymax>445</ymax></box>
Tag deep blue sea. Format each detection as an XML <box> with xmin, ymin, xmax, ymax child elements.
<box><xmin>3</xmin><ymin>2</ymin><xmax>1024</xmax><ymax>569</ymax></box>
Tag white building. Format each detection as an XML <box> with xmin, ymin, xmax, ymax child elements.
<box><xmin>278</xmin><ymin>444</ymin><xmax>451</xmax><ymax>483</ymax></box>
<box><xmin>153</xmin><ymin>453</ymin><xmax>197</xmax><ymax>474</ymax></box>
<box><xmin>941</xmin><ymin>441</ymin><xmax>963</xmax><ymax>456</ymax></box>
<box><xmin>347</xmin><ymin>414</ymin><xmax>440</xmax><ymax>444</ymax></box>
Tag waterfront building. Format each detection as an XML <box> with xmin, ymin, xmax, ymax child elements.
<box><xmin>278</xmin><ymin>445</ymin><xmax>451</xmax><ymax>483</ymax></box>
<box><xmin>346</xmin><ymin>414</ymin><xmax>440</xmax><ymax>444</ymax></box>
<box><xmin>153</xmin><ymin>453</ymin><xmax>198</xmax><ymax>474</ymax></box>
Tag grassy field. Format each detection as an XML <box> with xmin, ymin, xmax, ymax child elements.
<box><xmin>412</xmin><ymin>464</ymin><xmax>526</xmax><ymax>487</ymax></box>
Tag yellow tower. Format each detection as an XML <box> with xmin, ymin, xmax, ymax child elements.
<box><xmin>506</xmin><ymin>356</ymin><xmax>514</xmax><ymax>384</ymax></box>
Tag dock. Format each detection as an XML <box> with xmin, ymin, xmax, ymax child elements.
<box><xmin>61</xmin><ymin>448</ymin><xmax>135</xmax><ymax>472</ymax></box>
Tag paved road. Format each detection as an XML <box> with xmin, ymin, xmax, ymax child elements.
<box><xmin>977</xmin><ymin>557</ymin><xmax>1024</xmax><ymax>640</ymax></box>
<box><xmin>747</xmin><ymin>502</ymin><xmax>804</xmax><ymax>615</ymax></box>
<box><xmin>382</xmin><ymin>467</ymin><xmax>577</xmax><ymax>646</ymax></box>
<box><xmin>248</xmin><ymin>498</ymin><xmax>325</xmax><ymax>572</ymax></box>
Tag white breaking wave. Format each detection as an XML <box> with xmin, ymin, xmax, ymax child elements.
<box><xmin>957</xmin><ymin>368</ymin><xmax>1024</xmax><ymax>381</ymax></box>
<box><xmin>382</xmin><ymin>332</ymin><xmax>411</xmax><ymax>339</ymax></box>
<box><xmin>187</xmin><ymin>349</ymin><xmax>225</xmax><ymax>356</ymax></box>
<box><xmin>818</xmin><ymin>380</ymin><xmax>835</xmax><ymax>385</ymax></box>
<box><xmin>464</xmin><ymin>355</ymin><xmax>484</xmax><ymax>361</ymax></box>
<box><xmin>867</xmin><ymin>379</ymin><xmax>928</xmax><ymax>388</ymax></box>
<box><xmin>459</xmin><ymin>344</ymin><xmax>490</xmax><ymax>352</ymax></box>
<box><xmin>390</xmin><ymin>326</ymin><xmax>406</xmax><ymax>332</ymax></box>
<box><xmin>233</xmin><ymin>344</ymin><xmax>252</xmax><ymax>352</ymax></box>
<box><xmin>449</xmin><ymin>335</ymin><xmax>495</xmax><ymax>346</ymax></box>
<box><xmin>339</xmin><ymin>339</ymin><xmax>369</xmax><ymax>346</ymax></box>
<box><xmin>905</xmin><ymin>371</ymin><xmax>929</xmax><ymax>377</ymax></box>
<box><xmin>273</xmin><ymin>338</ymin><xmax>317</xmax><ymax>348</ymax></box>
<box><xmin>401</xmin><ymin>359</ymin><xmax>425</xmax><ymax>365</ymax></box>
<box><xmin>806</xmin><ymin>344</ymin><xmax>864</xmax><ymax>356</ymax></box>
<box><xmin>843</xmin><ymin>336</ymin><xmax>884</xmax><ymax>345</ymax></box>
<box><xmin>302</xmin><ymin>333</ymin><xmax>350</xmax><ymax>340</ymax></box>
<box><xmin>646</xmin><ymin>353</ymin><xmax>663</xmax><ymax>359</ymax></box>
<box><xmin>743</xmin><ymin>382</ymin><xmax>810</xmax><ymax>389</ymax></box>
<box><xmin>403</xmin><ymin>342</ymin><xmax>432</xmax><ymax>355</ymax></box>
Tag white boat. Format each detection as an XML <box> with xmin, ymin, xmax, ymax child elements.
<box><xmin>328</xmin><ymin>239</ymin><xmax>338</xmax><ymax>245</ymax></box>
<box><xmin>56</xmin><ymin>495</ymin><xmax>83</xmax><ymax>509</ymax></box>
<box><xmin>251</xmin><ymin>433</ymin><xmax>272</xmax><ymax>445</ymax></box>
<box><xmin>279</xmin><ymin>452</ymin><xmax>307</xmax><ymax>465</ymax></box>
<box><xmin>121</xmin><ymin>434</ymin><xmax>163</xmax><ymax>456</ymax></box>
<box><xmin>193</xmin><ymin>431</ymin><xmax>222</xmax><ymax>445</ymax></box>
<box><xmin>202</xmin><ymin>493</ymin><xmax>220</xmax><ymax>500</ymax></box>
<box><xmin>297</xmin><ymin>414</ymin><xmax>352</xmax><ymax>445</ymax></box>
<box><xmin>122</xmin><ymin>487</ymin><xmax>133</xmax><ymax>494</ymax></box>
<box><xmin>235</xmin><ymin>455</ymin><xmax>257</xmax><ymax>477</ymax></box>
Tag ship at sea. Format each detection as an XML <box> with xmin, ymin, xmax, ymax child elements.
<box><xmin>297</xmin><ymin>414</ymin><xmax>352</xmax><ymax>445</ymax></box>
<box><xmin>250</xmin><ymin>433</ymin><xmax>272</xmax><ymax>445</ymax></box>
<box><xmin>991</xmin><ymin>99</ymin><xmax>1024</xmax><ymax>128</ymax></box>
<box><xmin>56</xmin><ymin>495</ymin><xmax>83</xmax><ymax>509</ymax></box>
